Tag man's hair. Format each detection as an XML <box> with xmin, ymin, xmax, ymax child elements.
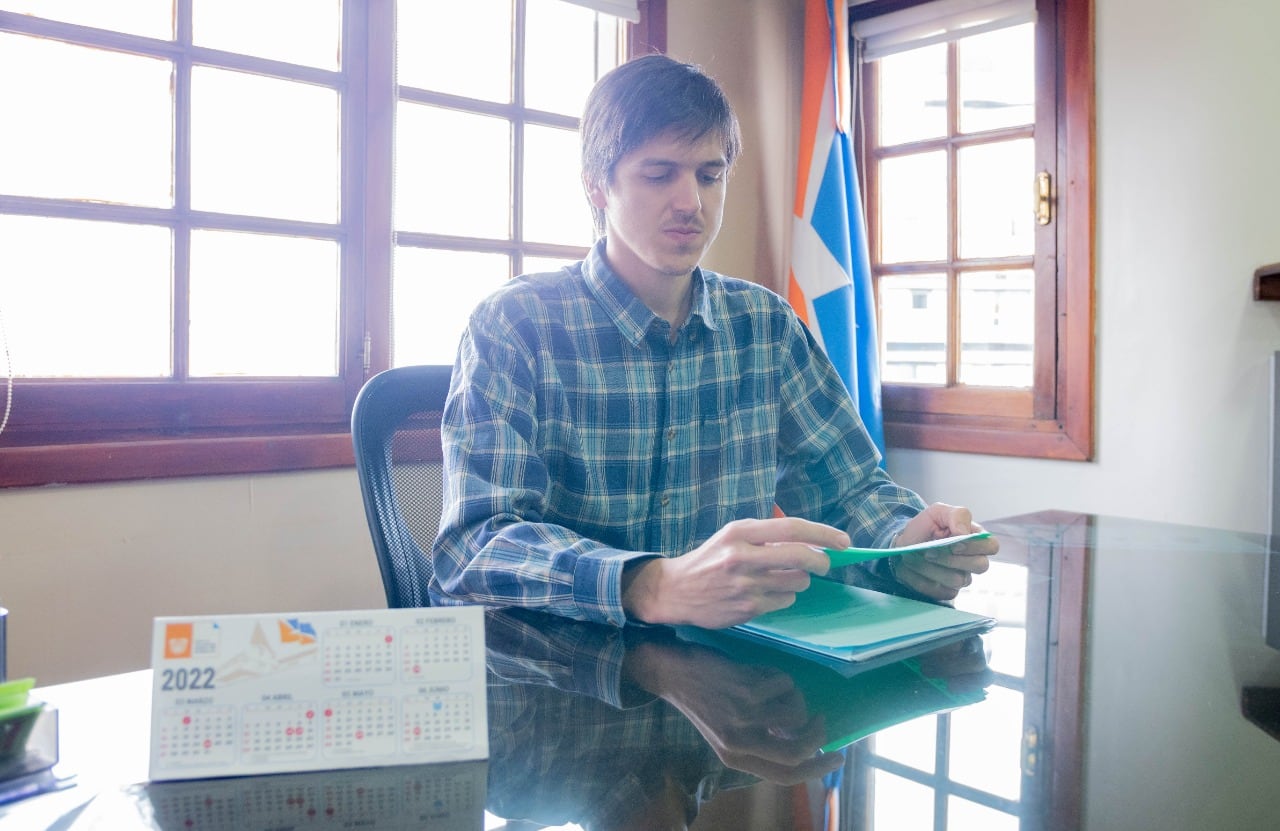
<box><xmin>580</xmin><ymin>54</ymin><xmax>743</xmax><ymax>236</ymax></box>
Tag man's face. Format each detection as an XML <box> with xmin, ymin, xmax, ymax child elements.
<box><xmin>587</xmin><ymin>129</ymin><xmax>728</xmax><ymax>285</ymax></box>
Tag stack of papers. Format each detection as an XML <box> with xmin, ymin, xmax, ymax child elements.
<box><xmin>730</xmin><ymin>577</ymin><xmax>994</xmax><ymax>666</ymax></box>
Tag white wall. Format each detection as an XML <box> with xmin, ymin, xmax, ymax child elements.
<box><xmin>0</xmin><ymin>470</ymin><xmax>385</xmax><ymax>683</ymax></box>
<box><xmin>5</xmin><ymin>0</ymin><xmax>1280</xmax><ymax>685</ymax></box>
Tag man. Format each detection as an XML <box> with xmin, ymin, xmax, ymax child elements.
<box><xmin>431</xmin><ymin>54</ymin><xmax>996</xmax><ymax>628</ymax></box>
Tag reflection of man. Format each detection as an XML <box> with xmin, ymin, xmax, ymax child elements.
<box><xmin>484</xmin><ymin>609</ymin><xmax>762</xmax><ymax>829</ymax></box>
<box><xmin>482</xmin><ymin>609</ymin><xmax>991</xmax><ymax>829</ymax></box>
<box><xmin>433</xmin><ymin>54</ymin><xmax>997</xmax><ymax>628</ymax></box>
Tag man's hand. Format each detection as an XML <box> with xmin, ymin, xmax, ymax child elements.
<box><xmin>890</xmin><ymin>503</ymin><xmax>998</xmax><ymax>601</ymax></box>
<box><xmin>624</xmin><ymin>639</ymin><xmax>846</xmax><ymax>785</ymax></box>
<box><xmin>622</xmin><ymin>517</ymin><xmax>845</xmax><ymax>628</ymax></box>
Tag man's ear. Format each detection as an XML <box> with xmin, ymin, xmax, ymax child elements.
<box><xmin>584</xmin><ymin>175</ymin><xmax>607</xmax><ymax>210</ymax></box>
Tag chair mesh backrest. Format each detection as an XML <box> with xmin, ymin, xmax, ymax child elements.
<box><xmin>352</xmin><ymin>365</ymin><xmax>453</xmax><ymax>608</ymax></box>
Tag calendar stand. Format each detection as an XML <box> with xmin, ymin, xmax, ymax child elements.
<box><xmin>148</xmin><ymin>606</ymin><xmax>487</xmax><ymax>782</ymax></box>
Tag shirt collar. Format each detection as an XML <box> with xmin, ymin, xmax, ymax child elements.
<box><xmin>581</xmin><ymin>239</ymin><xmax>722</xmax><ymax>347</ymax></box>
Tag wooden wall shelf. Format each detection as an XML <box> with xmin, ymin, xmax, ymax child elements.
<box><xmin>1256</xmin><ymin>263</ymin><xmax>1280</xmax><ymax>301</ymax></box>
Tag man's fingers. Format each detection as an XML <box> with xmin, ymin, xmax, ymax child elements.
<box><xmin>900</xmin><ymin>554</ymin><xmax>977</xmax><ymax>591</ymax></box>
<box><xmin>923</xmin><ymin>549</ymin><xmax>993</xmax><ymax>574</ymax></box>
<box><xmin>727</xmin><ymin>516</ymin><xmax>850</xmax><ymax>551</ymax></box>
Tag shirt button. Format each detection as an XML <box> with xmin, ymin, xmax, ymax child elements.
<box><xmin>660</xmin><ymin>494</ymin><xmax>670</xmax><ymax>507</ymax></box>
<box><xmin>665</xmin><ymin>427</ymin><xmax>676</xmax><ymax>441</ymax></box>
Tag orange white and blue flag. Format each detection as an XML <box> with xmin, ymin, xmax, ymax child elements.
<box><xmin>788</xmin><ymin>0</ymin><xmax>885</xmax><ymax>461</ymax></box>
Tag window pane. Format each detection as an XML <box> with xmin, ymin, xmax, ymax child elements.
<box><xmin>0</xmin><ymin>34</ymin><xmax>172</xmax><ymax>208</ymax></box>
<box><xmin>0</xmin><ymin>216</ymin><xmax>171</xmax><ymax>377</ymax></box>
<box><xmin>189</xmin><ymin>230</ymin><xmax>339</xmax><ymax>377</ymax></box>
<box><xmin>959</xmin><ymin>269</ymin><xmax>1033</xmax><ymax>387</ymax></box>
<box><xmin>392</xmin><ymin>248</ymin><xmax>509</xmax><ymax>366</ymax></box>
<box><xmin>948</xmin><ymin>685</ymin><xmax>1024</xmax><ymax>801</ymax></box>
<box><xmin>396</xmin><ymin>103</ymin><xmax>511</xmax><ymax>239</ymax></box>
<box><xmin>879</xmin><ymin>151</ymin><xmax>947</xmax><ymax>264</ymax></box>
<box><xmin>193</xmin><ymin>0</ymin><xmax>341</xmax><ymax>70</ymax></box>
<box><xmin>190</xmin><ymin>67</ymin><xmax>339</xmax><ymax>223</ymax></box>
<box><xmin>958</xmin><ymin>23</ymin><xmax>1034</xmax><ymax>134</ymax></box>
<box><xmin>870</xmin><ymin>715</ymin><xmax>937</xmax><ymax>774</ymax></box>
<box><xmin>872</xmin><ymin>769</ymin><xmax>935</xmax><ymax>830</ymax></box>
<box><xmin>524</xmin><ymin>124</ymin><xmax>594</xmax><ymax>246</ymax></box>
<box><xmin>879</xmin><ymin>273</ymin><xmax>946</xmax><ymax>384</ymax></box>
<box><xmin>946</xmin><ymin>797</ymin><xmax>1020</xmax><ymax>831</ymax></box>
<box><xmin>876</xmin><ymin>43</ymin><xmax>946</xmax><ymax>146</ymax></box>
<box><xmin>396</xmin><ymin>0</ymin><xmax>511</xmax><ymax>102</ymax></box>
<box><xmin>523</xmin><ymin>255</ymin><xmax>579</xmax><ymax>274</ymax></box>
<box><xmin>525</xmin><ymin>0</ymin><xmax>606</xmax><ymax>116</ymax></box>
<box><xmin>3</xmin><ymin>0</ymin><xmax>173</xmax><ymax>39</ymax></box>
<box><xmin>957</xmin><ymin>139</ymin><xmax>1034</xmax><ymax>259</ymax></box>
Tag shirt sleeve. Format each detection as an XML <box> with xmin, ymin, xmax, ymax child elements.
<box><xmin>432</xmin><ymin>307</ymin><xmax>651</xmax><ymax>626</ymax></box>
<box><xmin>771</xmin><ymin>310</ymin><xmax>928</xmax><ymax>553</ymax></box>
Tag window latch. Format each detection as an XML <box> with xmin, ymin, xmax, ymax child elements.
<box><xmin>1036</xmin><ymin>171</ymin><xmax>1052</xmax><ymax>225</ymax></box>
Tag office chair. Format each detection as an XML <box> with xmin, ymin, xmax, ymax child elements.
<box><xmin>351</xmin><ymin>364</ymin><xmax>453</xmax><ymax>608</ymax></box>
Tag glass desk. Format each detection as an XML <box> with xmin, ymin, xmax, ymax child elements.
<box><xmin>2</xmin><ymin>511</ymin><xmax>1278</xmax><ymax>830</ymax></box>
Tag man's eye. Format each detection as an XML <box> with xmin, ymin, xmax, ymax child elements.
<box><xmin>700</xmin><ymin>172</ymin><xmax>724</xmax><ymax>184</ymax></box>
<box><xmin>644</xmin><ymin>172</ymin><xmax>671</xmax><ymax>183</ymax></box>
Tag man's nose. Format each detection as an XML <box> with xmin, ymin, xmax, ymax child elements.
<box><xmin>670</xmin><ymin>173</ymin><xmax>702</xmax><ymax>214</ymax></box>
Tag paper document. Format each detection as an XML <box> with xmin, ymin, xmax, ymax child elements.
<box><xmin>823</xmin><ymin>531</ymin><xmax>992</xmax><ymax>568</ymax></box>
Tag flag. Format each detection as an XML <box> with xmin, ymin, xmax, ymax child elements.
<box><xmin>788</xmin><ymin>0</ymin><xmax>885</xmax><ymax>462</ymax></box>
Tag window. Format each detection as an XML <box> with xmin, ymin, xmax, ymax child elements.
<box><xmin>854</xmin><ymin>0</ymin><xmax>1093</xmax><ymax>459</ymax></box>
<box><xmin>0</xmin><ymin>0</ymin><xmax>664</xmax><ymax>487</ymax></box>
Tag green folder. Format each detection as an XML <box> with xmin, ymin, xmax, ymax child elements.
<box><xmin>732</xmin><ymin>577</ymin><xmax>994</xmax><ymax>664</ymax></box>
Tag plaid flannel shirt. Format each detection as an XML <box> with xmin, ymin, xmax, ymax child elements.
<box><xmin>431</xmin><ymin>240</ymin><xmax>926</xmax><ymax>624</ymax></box>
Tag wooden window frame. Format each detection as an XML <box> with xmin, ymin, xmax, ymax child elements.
<box><xmin>0</xmin><ymin>0</ymin><xmax>665</xmax><ymax>488</ymax></box>
<box><xmin>855</xmin><ymin>0</ymin><xmax>1094</xmax><ymax>460</ymax></box>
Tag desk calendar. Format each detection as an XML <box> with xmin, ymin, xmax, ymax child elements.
<box><xmin>148</xmin><ymin>606</ymin><xmax>487</xmax><ymax>782</ymax></box>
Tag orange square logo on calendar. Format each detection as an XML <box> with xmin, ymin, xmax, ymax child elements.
<box><xmin>164</xmin><ymin>622</ymin><xmax>194</xmax><ymax>659</ymax></box>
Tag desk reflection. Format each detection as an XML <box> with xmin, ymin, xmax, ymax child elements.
<box><xmin>483</xmin><ymin>608</ymin><xmax>991</xmax><ymax>830</ymax></box>
<box><xmin>81</xmin><ymin>608</ymin><xmax>992</xmax><ymax>831</ymax></box>
<box><xmin>115</xmin><ymin>760</ymin><xmax>486</xmax><ymax>831</ymax></box>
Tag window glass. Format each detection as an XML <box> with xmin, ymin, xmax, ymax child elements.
<box><xmin>869</xmin><ymin>714</ymin><xmax>937</xmax><ymax>774</ymax></box>
<box><xmin>523</xmin><ymin>123</ymin><xmax>594</xmax><ymax>246</ymax></box>
<box><xmin>2</xmin><ymin>0</ymin><xmax>172</xmax><ymax>39</ymax></box>
<box><xmin>190</xmin><ymin>67</ymin><xmax>339</xmax><ymax>223</ymax></box>
<box><xmin>0</xmin><ymin>34</ymin><xmax>172</xmax><ymax>207</ymax></box>
<box><xmin>192</xmin><ymin>0</ymin><xmax>342</xmax><ymax>71</ymax></box>
<box><xmin>396</xmin><ymin>0</ymin><xmax>512</xmax><ymax>101</ymax></box>
<box><xmin>0</xmin><ymin>216</ymin><xmax>171</xmax><ymax>377</ymax></box>
<box><xmin>958</xmin><ymin>23</ymin><xmax>1034</xmax><ymax>134</ymax></box>
<box><xmin>879</xmin><ymin>272</ymin><xmax>946</xmax><ymax>384</ymax></box>
<box><xmin>0</xmin><ymin>0</ymin><xmax>651</xmax><ymax>484</ymax></box>
<box><xmin>947</xmin><ymin>685</ymin><xmax>1025</xmax><ymax>801</ymax></box>
<box><xmin>525</xmin><ymin>0</ymin><xmax>610</xmax><ymax>116</ymax></box>
<box><xmin>392</xmin><ymin>248</ymin><xmax>510</xmax><ymax>366</ymax></box>
<box><xmin>395</xmin><ymin>104</ymin><xmax>512</xmax><ymax>239</ymax></box>
<box><xmin>946</xmin><ymin>797</ymin><xmax>1020</xmax><ymax>831</ymax></box>
<box><xmin>957</xmin><ymin>138</ymin><xmax>1034</xmax><ymax>259</ymax></box>
<box><xmin>879</xmin><ymin>151</ymin><xmax>947</xmax><ymax>264</ymax></box>
<box><xmin>188</xmin><ymin>230</ymin><xmax>340</xmax><ymax>377</ymax></box>
<box><xmin>959</xmin><ymin>269</ymin><xmax>1033</xmax><ymax>387</ymax></box>
<box><xmin>872</xmin><ymin>770</ymin><xmax>936</xmax><ymax>829</ymax></box>
<box><xmin>523</xmin><ymin>254</ymin><xmax>580</xmax><ymax>274</ymax></box>
<box><xmin>876</xmin><ymin>43</ymin><xmax>946</xmax><ymax>145</ymax></box>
